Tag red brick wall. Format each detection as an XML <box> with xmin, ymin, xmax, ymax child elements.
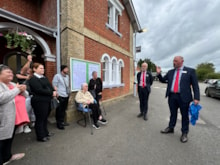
<box><xmin>39</xmin><ymin>0</ymin><xmax>57</xmax><ymax>27</ymax></box>
<box><xmin>84</xmin><ymin>0</ymin><xmax>130</xmax><ymax>52</ymax></box>
<box><xmin>0</xmin><ymin>0</ymin><xmax>40</xmax><ymax>22</ymax></box>
<box><xmin>0</xmin><ymin>0</ymin><xmax>56</xmax><ymax>27</ymax></box>
<box><xmin>85</xmin><ymin>37</ymin><xmax>130</xmax><ymax>100</ymax></box>
<box><xmin>45</xmin><ymin>61</ymin><xmax>56</xmax><ymax>83</ymax></box>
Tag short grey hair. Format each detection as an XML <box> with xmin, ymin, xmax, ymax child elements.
<box><xmin>92</xmin><ymin>71</ymin><xmax>97</xmax><ymax>76</ymax></box>
<box><xmin>81</xmin><ymin>83</ymin><xmax>88</xmax><ymax>90</ymax></box>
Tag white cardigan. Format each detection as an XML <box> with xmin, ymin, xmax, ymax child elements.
<box><xmin>0</xmin><ymin>82</ymin><xmax>28</xmax><ymax>140</ymax></box>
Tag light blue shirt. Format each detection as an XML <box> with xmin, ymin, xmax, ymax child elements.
<box><xmin>171</xmin><ymin>66</ymin><xmax>184</xmax><ymax>93</ymax></box>
<box><xmin>52</xmin><ymin>73</ymin><xmax>70</xmax><ymax>97</ymax></box>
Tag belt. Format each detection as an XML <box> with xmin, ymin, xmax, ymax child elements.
<box><xmin>58</xmin><ymin>96</ymin><xmax>69</xmax><ymax>99</ymax></box>
<box><xmin>170</xmin><ymin>92</ymin><xmax>180</xmax><ymax>95</ymax></box>
<box><xmin>139</xmin><ymin>86</ymin><xmax>147</xmax><ymax>88</ymax></box>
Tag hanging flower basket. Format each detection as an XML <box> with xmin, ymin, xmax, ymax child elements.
<box><xmin>4</xmin><ymin>31</ymin><xmax>36</xmax><ymax>54</ymax></box>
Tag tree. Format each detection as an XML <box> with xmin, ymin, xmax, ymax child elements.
<box><xmin>196</xmin><ymin>62</ymin><xmax>215</xmax><ymax>81</ymax></box>
<box><xmin>137</xmin><ymin>58</ymin><xmax>156</xmax><ymax>72</ymax></box>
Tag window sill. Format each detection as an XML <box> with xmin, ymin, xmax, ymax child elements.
<box><xmin>105</xmin><ymin>23</ymin><xmax>122</xmax><ymax>37</ymax></box>
<box><xmin>103</xmin><ymin>83</ymin><xmax>125</xmax><ymax>89</ymax></box>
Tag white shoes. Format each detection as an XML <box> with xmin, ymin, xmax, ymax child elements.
<box><xmin>23</xmin><ymin>125</ymin><xmax>31</xmax><ymax>133</ymax></box>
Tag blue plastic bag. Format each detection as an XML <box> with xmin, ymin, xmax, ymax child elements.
<box><xmin>189</xmin><ymin>102</ymin><xmax>202</xmax><ymax>126</ymax></box>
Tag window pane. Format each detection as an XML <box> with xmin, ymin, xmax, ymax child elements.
<box><xmin>115</xmin><ymin>13</ymin><xmax>119</xmax><ymax>31</ymax></box>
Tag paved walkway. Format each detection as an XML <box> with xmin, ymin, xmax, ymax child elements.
<box><xmin>12</xmin><ymin>82</ymin><xmax>220</xmax><ymax>165</ymax></box>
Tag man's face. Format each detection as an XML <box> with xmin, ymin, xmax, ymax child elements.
<box><xmin>173</xmin><ymin>57</ymin><xmax>183</xmax><ymax>68</ymax></box>
<box><xmin>63</xmin><ymin>67</ymin><xmax>69</xmax><ymax>74</ymax></box>
<box><xmin>141</xmin><ymin>63</ymin><xmax>148</xmax><ymax>72</ymax></box>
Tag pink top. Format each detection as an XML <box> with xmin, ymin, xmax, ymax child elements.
<box><xmin>8</xmin><ymin>84</ymin><xmax>30</xmax><ymax>125</ymax></box>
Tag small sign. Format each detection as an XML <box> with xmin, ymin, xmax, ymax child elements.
<box><xmin>136</xmin><ymin>46</ymin><xmax>141</xmax><ymax>53</ymax></box>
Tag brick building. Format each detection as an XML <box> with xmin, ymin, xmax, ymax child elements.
<box><xmin>0</xmin><ymin>0</ymin><xmax>142</xmax><ymax>121</ymax></box>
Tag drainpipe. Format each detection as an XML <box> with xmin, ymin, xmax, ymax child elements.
<box><xmin>56</xmin><ymin>0</ymin><xmax>61</xmax><ymax>74</ymax></box>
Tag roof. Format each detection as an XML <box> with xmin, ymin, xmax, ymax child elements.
<box><xmin>123</xmin><ymin>0</ymin><xmax>141</xmax><ymax>32</ymax></box>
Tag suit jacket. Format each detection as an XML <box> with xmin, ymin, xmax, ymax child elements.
<box><xmin>157</xmin><ymin>66</ymin><xmax>200</xmax><ymax>103</ymax></box>
<box><xmin>0</xmin><ymin>82</ymin><xmax>28</xmax><ymax>140</ymax></box>
<box><xmin>137</xmin><ymin>71</ymin><xmax>153</xmax><ymax>93</ymax></box>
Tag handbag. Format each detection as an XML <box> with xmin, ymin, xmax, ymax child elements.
<box><xmin>51</xmin><ymin>97</ymin><xmax>60</xmax><ymax>109</ymax></box>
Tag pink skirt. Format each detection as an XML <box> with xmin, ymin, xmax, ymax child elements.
<box><xmin>14</xmin><ymin>95</ymin><xmax>30</xmax><ymax>125</ymax></box>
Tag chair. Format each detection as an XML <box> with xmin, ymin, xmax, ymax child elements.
<box><xmin>75</xmin><ymin>101</ymin><xmax>93</xmax><ymax>135</ymax></box>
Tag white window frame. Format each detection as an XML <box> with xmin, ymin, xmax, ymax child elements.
<box><xmin>118</xmin><ymin>59</ymin><xmax>124</xmax><ymax>84</ymax></box>
<box><xmin>111</xmin><ymin>57</ymin><xmax>117</xmax><ymax>84</ymax></box>
<box><xmin>101</xmin><ymin>54</ymin><xmax>111</xmax><ymax>86</ymax></box>
<box><xmin>106</xmin><ymin>0</ymin><xmax>124</xmax><ymax>37</ymax></box>
<box><xmin>101</xmin><ymin>54</ymin><xmax>125</xmax><ymax>88</ymax></box>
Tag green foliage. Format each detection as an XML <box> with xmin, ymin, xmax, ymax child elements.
<box><xmin>137</xmin><ymin>58</ymin><xmax>156</xmax><ymax>72</ymax></box>
<box><xmin>196</xmin><ymin>62</ymin><xmax>217</xmax><ymax>80</ymax></box>
<box><xmin>4</xmin><ymin>32</ymin><xmax>36</xmax><ymax>53</ymax></box>
<box><xmin>206</xmin><ymin>73</ymin><xmax>220</xmax><ymax>79</ymax></box>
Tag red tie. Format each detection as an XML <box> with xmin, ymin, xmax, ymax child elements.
<box><xmin>142</xmin><ymin>72</ymin><xmax>145</xmax><ymax>87</ymax></box>
<box><xmin>173</xmin><ymin>69</ymin><xmax>180</xmax><ymax>93</ymax></box>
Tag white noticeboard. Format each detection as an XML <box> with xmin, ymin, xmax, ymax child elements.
<box><xmin>88</xmin><ymin>63</ymin><xmax>101</xmax><ymax>80</ymax></box>
<box><xmin>70</xmin><ymin>58</ymin><xmax>101</xmax><ymax>91</ymax></box>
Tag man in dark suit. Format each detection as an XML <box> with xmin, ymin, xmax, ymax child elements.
<box><xmin>137</xmin><ymin>62</ymin><xmax>153</xmax><ymax>121</ymax></box>
<box><xmin>156</xmin><ymin>56</ymin><xmax>200</xmax><ymax>143</ymax></box>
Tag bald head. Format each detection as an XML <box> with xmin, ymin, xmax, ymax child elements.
<box><xmin>141</xmin><ymin>62</ymin><xmax>148</xmax><ymax>72</ymax></box>
<box><xmin>173</xmin><ymin>56</ymin><xmax>184</xmax><ymax>69</ymax></box>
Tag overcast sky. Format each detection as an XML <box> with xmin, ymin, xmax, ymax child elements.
<box><xmin>133</xmin><ymin>0</ymin><xmax>220</xmax><ymax>72</ymax></box>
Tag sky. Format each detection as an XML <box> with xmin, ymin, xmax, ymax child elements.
<box><xmin>132</xmin><ymin>0</ymin><xmax>220</xmax><ymax>72</ymax></box>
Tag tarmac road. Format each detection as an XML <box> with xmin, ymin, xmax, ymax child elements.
<box><xmin>12</xmin><ymin>81</ymin><xmax>220</xmax><ymax>165</ymax></box>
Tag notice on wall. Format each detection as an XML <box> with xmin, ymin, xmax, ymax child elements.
<box><xmin>88</xmin><ymin>63</ymin><xmax>101</xmax><ymax>80</ymax></box>
<box><xmin>70</xmin><ymin>58</ymin><xmax>101</xmax><ymax>91</ymax></box>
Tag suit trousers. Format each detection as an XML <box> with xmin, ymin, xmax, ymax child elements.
<box><xmin>138</xmin><ymin>87</ymin><xmax>150</xmax><ymax>115</ymax></box>
<box><xmin>168</xmin><ymin>93</ymin><xmax>190</xmax><ymax>133</ymax></box>
<box><xmin>88</xmin><ymin>103</ymin><xmax>101</xmax><ymax>124</ymax></box>
<box><xmin>56</xmin><ymin>96</ymin><xmax>69</xmax><ymax>126</ymax></box>
<box><xmin>0</xmin><ymin>127</ymin><xmax>16</xmax><ymax>165</ymax></box>
<box><xmin>31</xmin><ymin>100</ymin><xmax>51</xmax><ymax>140</ymax></box>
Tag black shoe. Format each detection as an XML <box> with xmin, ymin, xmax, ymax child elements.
<box><xmin>92</xmin><ymin>123</ymin><xmax>100</xmax><ymax>129</ymax></box>
<box><xmin>180</xmin><ymin>133</ymin><xmax>188</xmax><ymax>143</ymax></box>
<box><xmin>160</xmin><ymin>127</ymin><xmax>174</xmax><ymax>134</ymax></box>
<box><xmin>57</xmin><ymin>125</ymin><xmax>65</xmax><ymax>130</ymax></box>
<box><xmin>143</xmin><ymin>115</ymin><xmax>148</xmax><ymax>121</ymax></box>
<box><xmin>47</xmin><ymin>132</ymin><xmax>55</xmax><ymax>137</ymax></box>
<box><xmin>62</xmin><ymin>122</ymin><xmax>70</xmax><ymax>126</ymax></box>
<box><xmin>37</xmin><ymin>137</ymin><xmax>49</xmax><ymax>142</ymax></box>
<box><xmin>98</xmin><ymin>118</ymin><xmax>108</xmax><ymax>125</ymax></box>
<box><xmin>137</xmin><ymin>113</ymin><xmax>143</xmax><ymax>118</ymax></box>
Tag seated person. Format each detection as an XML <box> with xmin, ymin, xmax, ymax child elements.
<box><xmin>75</xmin><ymin>83</ymin><xmax>107</xmax><ymax>129</ymax></box>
